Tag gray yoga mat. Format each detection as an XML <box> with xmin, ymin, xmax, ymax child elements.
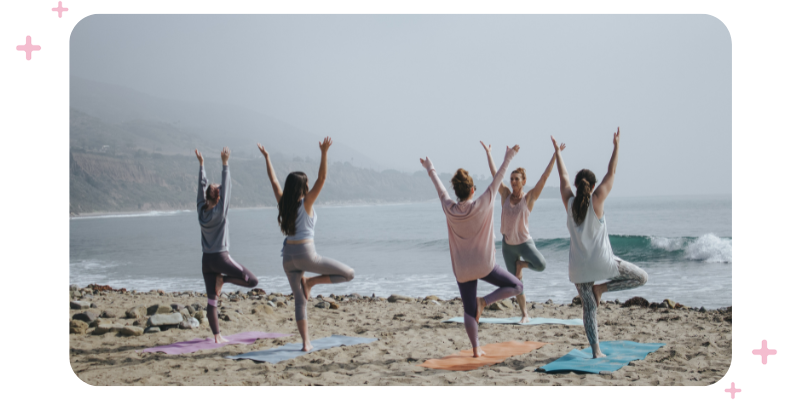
<box><xmin>226</xmin><ymin>335</ymin><xmax>378</xmax><ymax>363</ymax></box>
<box><xmin>444</xmin><ymin>316</ymin><xmax>584</xmax><ymax>326</ymax></box>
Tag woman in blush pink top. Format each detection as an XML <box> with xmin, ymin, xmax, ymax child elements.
<box><xmin>420</xmin><ymin>144</ymin><xmax>523</xmax><ymax>358</ymax></box>
<box><xmin>481</xmin><ymin>141</ymin><xmax>566</xmax><ymax>323</ymax></box>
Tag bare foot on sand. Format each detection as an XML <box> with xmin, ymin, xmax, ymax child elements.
<box><xmin>592</xmin><ymin>284</ymin><xmax>604</xmax><ymax>307</ymax></box>
<box><xmin>473</xmin><ymin>347</ymin><xmax>486</xmax><ymax>358</ymax></box>
<box><xmin>519</xmin><ymin>314</ymin><xmax>530</xmax><ymax>324</ymax></box>
<box><xmin>215</xmin><ymin>275</ymin><xmax>224</xmax><ymax>297</ymax></box>
<box><xmin>214</xmin><ymin>334</ymin><xmax>228</xmax><ymax>344</ymax></box>
<box><xmin>300</xmin><ymin>275</ymin><xmax>310</xmax><ymax>300</ymax></box>
<box><xmin>476</xmin><ymin>297</ymin><xmax>487</xmax><ymax>323</ymax></box>
<box><xmin>302</xmin><ymin>341</ymin><xmax>314</xmax><ymax>352</ymax></box>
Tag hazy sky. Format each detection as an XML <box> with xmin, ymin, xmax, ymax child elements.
<box><xmin>71</xmin><ymin>15</ymin><xmax>731</xmax><ymax>196</ymax></box>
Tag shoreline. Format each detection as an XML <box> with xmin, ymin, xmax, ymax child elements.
<box><xmin>69</xmin><ymin>284</ymin><xmax>732</xmax><ymax>386</ymax></box>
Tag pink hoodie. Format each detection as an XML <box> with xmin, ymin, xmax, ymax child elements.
<box><xmin>423</xmin><ymin>148</ymin><xmax>517</xmax><ymax>282</ymax></box>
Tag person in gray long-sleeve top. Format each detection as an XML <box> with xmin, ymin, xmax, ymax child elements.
<box><xmin>195</xmin><ymin>147</ymin><xmax>259</xmax><ymax>344</ymax></box>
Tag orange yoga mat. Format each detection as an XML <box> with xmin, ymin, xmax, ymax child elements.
<box><xmin>419</xmin><ymin>341</ymin><xmax>548</xmax><ymax>371</ymax></box>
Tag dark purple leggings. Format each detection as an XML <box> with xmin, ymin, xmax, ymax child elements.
<box><xmin>202</xmin><ymin>251</ymin><xmax>258</xmax><ymax>334</ymax></box>
<box><xmin>456</xmin><ymin>264</ymin><xmax>523</xmax><ymax>349</ymax></box>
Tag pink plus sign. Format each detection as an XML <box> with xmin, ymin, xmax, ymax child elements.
<box><xmin>752</xmin><ymin>339</ymin><xmax>777</xmax><ymax>364</ymax></box>
<box><xmin>16</xmin><ymin>36</ymin><xmax>41</xmax><ymax>61</ymax></box>
<box><xmin>52</xmin><ymin>2</ymin><xmax>69</xmax><ymax>18</ymax></box>
<box><xmin>725</xmin><ymin>382</ymin><xmax>741</xmax><ymax>399</ymax></box>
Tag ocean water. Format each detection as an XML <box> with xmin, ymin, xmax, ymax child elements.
<box><xmin>70</xmin><ymin>195</ymin><xmax>732</xmax><ymax>308</ymax></box>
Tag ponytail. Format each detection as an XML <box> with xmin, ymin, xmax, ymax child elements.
<box><xmin>278</xmin><ymin>172</ymin><xmax>309</xmax><ymax>236</ymax></box>
<box><xmin>571</xmin><ymin>169</ymin><xmax>597</xmax><ymax>225</ymax></box>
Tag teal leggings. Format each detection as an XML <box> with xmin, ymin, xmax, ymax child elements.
<box><xmin>501</xmin><ymin>238</ymin><xmax>547</xmax><ymax>275</ymax></box>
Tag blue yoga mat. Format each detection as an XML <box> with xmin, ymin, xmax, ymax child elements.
<box><xmin>226</xmin><ymin>335</ymin><xmax>378</xmax><ymax>364</ymax></box>
<box><xmin>539</xmin><ymin>341</ymin><xmax>665</xmax><ymax>373</ymax></box>
<box><xmin>444</xmin><ymin>316</ymin><xmax>584</xmax><ymax>326</ymax></box>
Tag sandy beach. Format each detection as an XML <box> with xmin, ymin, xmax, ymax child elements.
<box><xmin>69</xmin><ymin>287</ymin><xmax>731</xmax><ymax>386</ymax></box>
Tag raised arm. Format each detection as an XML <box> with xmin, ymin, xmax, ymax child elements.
<box><xmin>551</xmin><ymin>136</ymin><xmax>573</xmax><ymax>211</ymax></box>
<box><xmin>527</xmin><ymin>143</ymin><xmax>566</xmax><ymax>210</ymax></box>
<box><xmin>420</xmin><ymin>157</ymin><xmax>451</xmax><ymax>203</ymax></box>
<box><xmin>196</xmin><ymin>149</ymin><xmax>208</xmax><ymax>210</ymax></box>
<box><xmin>219</xmin><ymin>147</ymin><xmax>232</xmax><ymax>216</ymax></box>
<box><xmin>257</xmin><ymin>143</ymin><xmax>283</xmax><ymax>203</ymax></box>
<box><xmin>480</xmin><ymin>141</ymin><xmax>510</xmax><ymax>198</ymax></box>
<box><xmin>592</xmin><ymin>128</ymin><xmax>620</xmax><ymax>218</ymax></box>
<box><xmin>488</xmin><ymin>145</ymin><xmax>519</xmax><ymax>197</ymax></box>
<box><xmin>304</xmin><ymin>137</ymin><xmax>331</xmax><ymax>212</ymax></box>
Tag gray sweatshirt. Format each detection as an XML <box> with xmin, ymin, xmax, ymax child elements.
<box><xmin>197</xmin><ymin>165</ymin><xmax>231</xmax><ymax>253</ymax></box>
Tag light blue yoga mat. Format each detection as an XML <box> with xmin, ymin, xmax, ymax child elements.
<box><xmin>444</xmin><ymin>316</ymin><xmax>584</xmax><ymax>326</ymax></box>
<box><xmin>226</xmin><ymin>335</ymin><xmax>378</xmax><ymax>364</ymax></box>
<box><xmin>539</xmin><ymin>341</ymin><xmax>665</xmax><ymax>374</ymax></box>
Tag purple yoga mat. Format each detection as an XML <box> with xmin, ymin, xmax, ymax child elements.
<box><xmin>141</xmin><ymin>331</ymin><xmax>292</xmax><ymax>355</ymax></box>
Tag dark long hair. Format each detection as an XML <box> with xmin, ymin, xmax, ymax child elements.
<box><xmin>205</xmin><ymin>185</ymin><xmax>220</xmax><ymax>211</ymax></box>
<box><xmin>278</xmin><ymin>172</ymin><xmax>309</xmax><ymax>236</ymax></box>
<box><xmin>450</xmin><ymin>168</ymin><xmax>474</xmax><ymax>202</ymax></box>
<box><xmin>571</xmin><ymin>169</ymin><xmax>597</xmax><ymax>226</ymax></box>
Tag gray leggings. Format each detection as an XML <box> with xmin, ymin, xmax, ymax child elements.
<box><xmin>575</xmin><ymin>257</ymin><xmax>648</xmax><ymax>345</ymax></box>
<box><xmin>501</xmin><ymin>238</ymin><xmax>547</xmax><ymax>275</ymax></box>
<box><xmin>282</xmin><ymin>242</ymin><xmax>355</xmax><ymax>321</ymax></box>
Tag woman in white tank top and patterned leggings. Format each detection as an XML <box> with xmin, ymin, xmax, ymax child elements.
<box><xmin>480</xmin><ymin>141</ymin><xmax>566</xmax><ymax>323</ymax></box>
<box><xmin>551</xmin><ymin>128</ymin><xmax>648</xmax><ymax>358</ymax></box>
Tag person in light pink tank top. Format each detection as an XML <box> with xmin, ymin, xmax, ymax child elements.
<box><xmin>481</xmin><ymin>141</ymin><xmax>566</xmax><ymax>323</ymax></box>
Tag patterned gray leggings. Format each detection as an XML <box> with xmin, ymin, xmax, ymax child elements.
<box><xmin>575</xmin><ymin>257</ymin><xmax>648</xmax><ymax>345</ymax></box>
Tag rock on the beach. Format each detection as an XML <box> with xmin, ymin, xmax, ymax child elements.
<box><xmin>622</xmin><ymin>297</ymin><xmax>650</xmax><ymax>308</ymax></box>
<box><xmin>100</xmin><ymin>310</ymin><xmax>117</xmax><ymax>318</ymax></box>
<box><xmin>147</xmin><ymin>312</ymin><xmax>184</xmax><ymax>326</ymax></box>
<box><xmin>266</xmin><ymin>301</ymin><xmax>276</xmax><ymax>308</ymax></box>
<box><xmin>171</xmin><ymin>303</ymin><xmax>185</xmax><ymax>312</ymax></box>
<box><xmin>179</xmin><ymin>318</ymin><xmax>200</xmax><ymax>330</ymax></box>
<box><xmin>120</xmin><ymin>326</ymin><xmax>144</xmax><ymax>337</ymax></box>
<box><xmin>489</xmin><ymin>299</ymin><xmax>513</xmax><ymax>311</ymax></box>
<box><xmin>572</xmin><ymin>296</ymin><xmax>582</xmax><ymax>306</ymax></box>
<box><xmin>72</xmin><ymin>310</ymin><xmax>100</xmax><ymax>323</ymax></box>
<box><xmin>126</xmin><ymin>306</ymin><xmax>147</xmax><ymax>319</ymax></box>
<box><xmin>251</xmin><ymin>304</ymin><xmax>275</xmax><ymax>315</ymax></box>
<box><xmin>147</xmin><ymin>304</ymin><xmax>172</xmax><ymax>315</ymax></box>
<box><xmin>545</xmin><ymin>299</ymin><xmax>553</xmax><ymax>305</ymax></box>
<box><xmin>194</xmin><ymin>310</ymin><xmax>206</xmax><ymax>320</ymax></box>
<box><xmin>250</xmin><ymin>288</ymin><xmax>266</xmax><ymax>296</ymax></box>
<box><xmin>664</xmin><ymin>299</ymin><xmax>676</xmax><ymax>309</ymax></box>
<box><xmin>199</xmin><ymin>317</ymin><xmax>209</xmax><ymax>326</ymax></box>
<box><xmin>70</xmin><ymin>284</ymin><xmax>79</xmax><ymax>291</ymax></box>
<box><xmin>388</xmin><ymin>294</ymin><xmax>413</xmax><ymax>303</ymax></box>
<box><xmin>92</xmin><ymin>324</ymin><xmax>125</xmax><ymax>335</ymax></box>
<box><xmin>220</xmin><ymin>313</ymin><xmax>237</xmax><ymax>322</ymax></box>
<box><xmin>185</xmin><ymin>305</ymin><xmax>195</xmax><ymax>315</ymax></box>
<box><xmin>699</xmin><ymin>306</ymin><xmax>707</xmax><ymax>312</ymax></box>
<box><xmin>70</xmin><ymin>320</ymin><xmax>88</xmax><ymax>334</ymax></box>
<box><xmin>276</xmin><ymin>301</ymin><xmax>287</xmax><ymax>308</ymax></box>
<box><xmin>70</xmin><ymin>301</ymin><xmax>91</xmax><ymax>310</ymax></box>
<box><xmin>315</xmin><ymin>301</ymin><xmax>330</xmax><ymax>309</ymax></box>
<box><xmin>274</xmin><ymin>296</ymin><xmax>286</xmax><ymax>304</ymax></box>
<box><xmin>424</xmin><ymin>295</ymin><xmax>440</xmax><ymax>301</ymax></box>
<box><xmin>144</xmin><ymin>326</ymin><xmax>161</xmax><ymax>334</ymax></box>
<box><xmin>180</xmin><ymin>308</ymin><xmax>192</xmax><ymax>320</ymax></box>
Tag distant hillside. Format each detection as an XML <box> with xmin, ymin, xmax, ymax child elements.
<box><xmin>70</xmin><ymin>78</ymin><xmax>383</xmax><ymax>169</ymax></box>
<box><xmin>69</xmin><ymin>77</ymin><xmax>558</xmax><ymax>214</ymax></box>
<box><xmin>69</xmin><ymin>149</ymin><xmax>559</xmax><ymax>215</ymax></box>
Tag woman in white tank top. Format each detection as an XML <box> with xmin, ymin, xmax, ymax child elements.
<box><xmin>480</xmin><ymin>141</ymin><xmax>565</xmax><ymax>323</ymax></box>
<box><xmin>551</xmin><ymin>128</ymin><xmax>648</xmax><ymax>358</ymax></box>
